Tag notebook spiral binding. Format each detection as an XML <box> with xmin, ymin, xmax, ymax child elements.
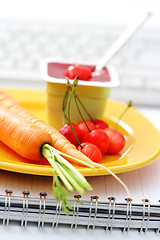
<box><xmin>123</xmin><ymin>198</ymin><xmax>132</xmax><ymax>232</ymax></box>
<box><xmin>0</xmin><ymin>189</ymin><xmax>160</xmax><ymax>232</ymax></box>
<box><xmin>21</xmin><ymin>190</ymin><xmax>30</xmax><ymax>227</ymax></box>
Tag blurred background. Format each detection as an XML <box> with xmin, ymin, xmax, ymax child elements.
<box><xmin>0</xmin><ymin>0</ymin><xmax>160</xmax><ymax>105</ymax></box>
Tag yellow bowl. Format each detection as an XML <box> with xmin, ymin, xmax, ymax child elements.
<box><xmin>41</xmin><ymin>58</ymin><xmax>119</xmax><ymax>129</ymax></box>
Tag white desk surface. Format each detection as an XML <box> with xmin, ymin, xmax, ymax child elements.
<box><xmin>0</xmin><ymin>86</ymin><xmax>160</xmax><ymax>239</ymax></box>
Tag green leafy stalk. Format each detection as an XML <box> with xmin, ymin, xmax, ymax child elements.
<box><xmin>52</xmin><ymin>171</ymin><xmax>72</xmax><ymax>215</ymax></box>
<box><xmin>41</xmin><ymin>143</ymin><xmax>93</xmax><ymax>214</ymax></box>
<box><xmin>53</xmin><ymin>157</ymin><xmax>74</xmax><ymax>192</ymax></box>
<box><xmin>54</xmin><ymin>151</ymin><xmax>92</xmax><ymax>189</ymax></box>
<box><xmin>56</xmin><ymin>163</ymin><xmax>85</xmax><ymax>195</ymax></box>
<box><xmin>43</xmin><ymin>143</ymin><xmax>95</xmax><ymax>169</ymax></box>
<box><xmin>57</xmin><ymin>150</ymin><xmax>95</xmax><ymax>169</ymax></box>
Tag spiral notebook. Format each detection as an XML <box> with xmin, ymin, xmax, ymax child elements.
<box><xmin>0</xmin><ymin>189</ymin><xmax>160</xmax><ymax>233</ymax></box>
<box><xmin>0</xmin><ymin>151</ymin><xmax>160</xmax><ymax>233</ymax></box>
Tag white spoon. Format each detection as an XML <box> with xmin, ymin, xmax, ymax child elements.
<box><xmin>95</xmin><ymin>12</ymin><xmax>152</xmax><ymax>72</ymax></box>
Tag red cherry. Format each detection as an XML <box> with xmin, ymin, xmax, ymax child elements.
<box><xmin>92</xmin><ymin>119</ymin><xmax>109</xmax><ymax>129</ymax></box>
<box><xmin>77</xmin><ymin>142</ymin><xmax>102</xmax><ymax>163</ymax></box>
<box><xmin>104</xmin><ymin>128</ymin><xmax>125</xmax><ymax>154</ymax></box>
<box><xmin>65</xmin><ymin>65</ymin><xmax>92</xmax><ymax>81</ymax></box>
<box><xmin>77</xmin><ymin>120</ymin><xmax>95</xmax><ymax>138</ymax></box>
<box><xmin>59</xmin><ymin>123</ymin><xmax>82</xmax><ymax>147</ymax></box>
<box><xmin>82</xmin><ymin>129</ymin><xmax>109</xmax><ymax>154</ymax></box>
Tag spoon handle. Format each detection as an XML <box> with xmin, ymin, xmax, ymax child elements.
<box><xmin>95</xmin><ymin>12</ymin><xmax>152</xmax><ymax>71</ymax></box>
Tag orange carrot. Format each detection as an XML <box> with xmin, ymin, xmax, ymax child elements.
<box><xmin>0</xmin><ymin>90</ymin><xmax>96</xmax><ymax>214</ymax></box>
<box><xmin>0</xmin><ymin>105</ymin><xmax>52</xmax><ymax>161</ymax></box>
<box><xmin>0</xmin><ymin>89</ymin><xmax>94</xmax><ymax>166</ymax></box>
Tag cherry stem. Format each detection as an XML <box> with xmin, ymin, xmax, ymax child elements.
<box><xmin>75</xmin><ymin>95</ymin><xmax>96</xmax><ymax>124</ymax></box>
<box><xmin>63</xmin><ymin>79</ymin><xmax>95</xmax><ymax>125</ymax></box>
<box><xmin>62</xmin><ymin>80</ymin><xmax>71</xmax><ymax>125</ymax></box>
<box><xmin>115</xmin><ymin>100</ymin><xmax>133</xmax><ymax>130</ymax></box>
<box><xmin>68</xmin><ymin>76</ymin><xmax>83</xmax><ymax>149</ymax></box>
<box><xmin>74</xmin><ymin>94</ymin><xmax>91</xmax><ymax>132</ymax></box>
<box><xmin>62</xmin><ymin>88</ymin><xmax>69</xmax><ymax>125</ymax></box>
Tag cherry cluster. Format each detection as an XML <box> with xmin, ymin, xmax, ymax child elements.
<box><xmin>59</xmin><ymin>119</ymin><xmax>125</xmax><ymax>163</ymax></box>
<box><xmin>59</xmin><ymin>67</ymin><xmax>129</xmax><ymax>164</ymax></box>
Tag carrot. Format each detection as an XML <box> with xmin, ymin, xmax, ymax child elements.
<box><xmin>0</xmin><ymin>89</ymin><xmax>94</xmax><ymax>213</ymax></box>
<box><xmin>0</xmin><ymin>89</ymin><xmax>94</xmax><ymax>166</ymax></box>
<box><xmin>0</xmin><ymin>105</ymin><xmax>53</xmax><ymax>161</ymax></box>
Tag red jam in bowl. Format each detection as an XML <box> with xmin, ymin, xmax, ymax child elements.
<box><xmin>48</xmin><ymin>62</ymin><xmax>111</xmax><ymax>82</ymax></box>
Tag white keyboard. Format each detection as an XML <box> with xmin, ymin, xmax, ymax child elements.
<box><xmin>0</xmin><ymin>20</ymin><xmax>160</xmax><ymax>106</ymax></box>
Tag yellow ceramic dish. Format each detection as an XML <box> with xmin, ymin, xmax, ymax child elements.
<box><xmin>0</xmin><ymin>89</ymin><xmax>160</xmax><ymax>177</ymax></box>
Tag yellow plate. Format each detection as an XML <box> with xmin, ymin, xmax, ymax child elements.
<box><xmin>0</xmin><ymin>89</ymin><xmax>160</xmax><ymax>176</ymax></box>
